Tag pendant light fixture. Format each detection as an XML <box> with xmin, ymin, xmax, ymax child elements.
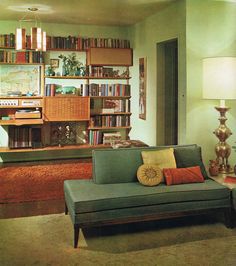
<box><xmin>16</xmin><ymin>7</ymin><xmax>46</xmax><ymax>51</ymax></box>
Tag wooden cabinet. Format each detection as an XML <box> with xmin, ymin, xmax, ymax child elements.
<box><xmin>87</xmin><ymin>48</ymin><xmax>133</xmax><ymax>66</ymax></box>
<box><xmin>43</xmin><ymin>96</ymin><xmax>90</xmax><ymax>121</ymax></box>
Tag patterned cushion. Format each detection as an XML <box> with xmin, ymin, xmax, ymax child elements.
<box><xmin>137</xmin><ymin>164</ymin><xmax>162</xmax><ymax>186</ymax></box>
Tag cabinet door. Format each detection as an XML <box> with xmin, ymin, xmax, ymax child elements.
<box><xmin>43</xmin><ymin>96</ymin><xmax>90</xmax><ymax>121</ymax></box>
<box><xmin>87</xmin><ymin>48</ymin><xmax>133</xmax><ymax>66</ymax></box>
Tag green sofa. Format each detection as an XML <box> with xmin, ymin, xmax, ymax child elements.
<box><xmin>64</xmin><ymin>144</ymin><xmax>232</xmax><ymax>248</ymax></box>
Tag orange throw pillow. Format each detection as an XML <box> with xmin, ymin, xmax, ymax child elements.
<box><xmin>163</xmin><ymin>166</ymin><xmax>205</xmax><ymax>186</ymax></box>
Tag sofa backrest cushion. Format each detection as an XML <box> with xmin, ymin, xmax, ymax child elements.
<box><xmin>92</xmin><ymin>144</ymin><xmax>200</xmax><ymax>184</ymax></box>
<box><xmin>174</xmin><ymin>146</ymin><xmax>208</xmax><ymax>179</ymax></box>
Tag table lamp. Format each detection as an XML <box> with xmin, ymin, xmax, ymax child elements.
<box><xmin>202</xmin><ymin>57</ymin><xmax>236</xmax><ymax>173</ymax></box>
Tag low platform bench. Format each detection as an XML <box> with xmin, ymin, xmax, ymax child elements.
<box><xmin>64</xmin><ymin>144</ymin><xmax>232</xmax><ymax>248</ymax></box>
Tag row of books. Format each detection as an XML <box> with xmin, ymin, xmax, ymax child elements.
<box><xmin>46</xmin><ymin>36</ymin><xmax>130</xmax><ymax>50</ymax></box>
<box><xmin>82</xmin><ymin>83</ymin><xmax>131</xmax><ymax>97</ymax></box>
<box><xmin>89</xmin><ymin>131</ymin><xmax>122</xmax><ymax>145</ymax></box>
<box><xmin>90</xmin><ymin>115</ymin><xmax>130</xmax><ymax>128</ymax></box>
<box><xmin>88</xmin><ymin>66</ymin><xmax>124</xmax><ymax>78</ymax></box>
<box><xmin>0</xmin><ymin>34</ymin><xmax>131</xmax><ymax>50</ymax></box>
<box><xmin>45</xmin><ymin>84</ymin><xmax>58</xmax><ymax>96</ymax></box>
<box><xmin>8</xmin><ymin>126</ymin><xmax>41</xmax><ymax>149</ymax></box>
<box><xmin>91</xmin><ymin>99</ymin><xmax>130</xmax><ymax>113</ymax></box>
<box><xmin>0</xmin><ymin>50</ymin><xmax>44</xmax><ymax>63</ymax></box>
<box><xmin>89</xmin><ymin>130</ymin><xmax>103</xmax><ymax>145</ymax></box>
<box><xmin>0</xmin><ymin>33</ymin><xmax>15</xmax><ymax>48</ymax></box>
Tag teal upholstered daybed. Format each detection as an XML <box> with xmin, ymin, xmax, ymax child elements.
<box><xmin>64</xmin><ymin>144</ymin><xmax>232</xmax><ymax>248</ymax></box>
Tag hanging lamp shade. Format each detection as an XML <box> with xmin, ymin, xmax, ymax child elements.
<box><xmin>15</xmin><ymin>7</ymin><xmax>46</xmax><ymax>52</ymax></box>
<box><xmin>42</xmin><ymin>31</ymin><xmax>46</xmax><ymax>52</ymax></box>
<box><xmin>31</xmin><ymin>27</ymin><xmax>42</xmax><ymax>50</ymax></box>
<box><xmin>15</xmin><ymin>28</ymin><xmax>26</xmax><ymax>50</ymax></box>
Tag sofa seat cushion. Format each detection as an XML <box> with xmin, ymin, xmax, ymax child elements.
<box><xmin>64</xmin><ymin>179</ymin><xmax>229</xmax><ymax>214</ymax></box>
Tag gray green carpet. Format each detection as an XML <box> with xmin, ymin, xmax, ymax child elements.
<box><xmin>0</xmin><ymin>213</ymin><xmax>236</xmax><ymax>266</ymax></box>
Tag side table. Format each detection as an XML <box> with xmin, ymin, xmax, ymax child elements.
<box><xmin>210</xmin><ymin>174</ymin><xmax>236</xmax><ymax>190</ymax></box>
<box><xmin>210</xmin><ymin>174</ymin><xmax>236</xmax><ymax>226</ymax></box>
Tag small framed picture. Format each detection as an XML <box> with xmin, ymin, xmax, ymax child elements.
<box><xmin>50</xmin><ymin>59</ymin><xmax>59</xmax><ymax>68</ymax></box>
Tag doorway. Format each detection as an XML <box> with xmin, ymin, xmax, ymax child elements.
<box><xmin>156</xmin><ymin>39</ymin><xmax>178</xmax><ymax>145</ymax></box>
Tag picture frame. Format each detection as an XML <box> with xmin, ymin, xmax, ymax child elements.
<box><xmin>139</xmin><ymin>57</ymin><xmax>147</xmax><ymax>120</ymax></box>
<box><xmin>50</xmin><ymin>59</ymin><xmax>59</xmax><ymax>68</ymax></box>
<box><xmin>0</xmin><ymin>64</ymin><xmax>42</xmax><ymax>96</ymax></box>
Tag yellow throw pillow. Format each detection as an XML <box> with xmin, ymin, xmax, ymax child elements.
<box><xmin>141</xmin><ymin>148</ymin><xmax>176</xmax><ymax>169</ymax></box>
<box><xmin>137</xmin><ymin>164</ymin><xmax>162</xmax><ymax>186</ymax></box>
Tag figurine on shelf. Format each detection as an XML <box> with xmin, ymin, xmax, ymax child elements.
<box><xmin>45</xmin><ymin>65</ymin><xmax>55</xmax><ymax>76</ymax></box>
<box><xmin>120</xmin><ymin>69</ymin><xmax>129</xmax><ymax>78</ymax></box>
<box><xmin>209</xmin><ymin>159</ymin><xmax>219</xmax><ymax>176</ymax></box>
<box><xmin>113</xmin><ymin>70</ymin><xmax>120</xmax><ymax>78</ymax></box>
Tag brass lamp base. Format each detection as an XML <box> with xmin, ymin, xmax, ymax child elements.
<box><xmin>214</xmin><ymin>107</ymin><xmax>233</xmax><ymax>174</ymax></box>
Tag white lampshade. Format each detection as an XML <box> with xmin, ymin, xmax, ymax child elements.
<box><xmin>15</xmin><ymin>28</ymin><xmax>26</xmax><ymax>50</ymax></box>
<box><xmin>203</xmin><ymin>57</ymin><xmax>236</xmax><ymax>101</ymax></box>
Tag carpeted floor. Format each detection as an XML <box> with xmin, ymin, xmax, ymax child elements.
<box><xmin>1</xmin><ymin>213</ymin><xmax>236</xmax><ymax>266</ymax></box>
<box><xmin>0</xmin><ymin>159</ymin><xmax>92</xmax><ymax>203</ymax></box>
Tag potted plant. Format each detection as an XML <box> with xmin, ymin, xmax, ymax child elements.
<box><xmin>58</xmin><ymin>53</ymin><xmax>84</xmax><ymax>76</ymax></box>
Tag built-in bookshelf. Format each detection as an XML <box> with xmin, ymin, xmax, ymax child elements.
<box><xmin>0</xmin><ymin>36</ymin><xmax>133</xmax><ymax>153</ymax></box>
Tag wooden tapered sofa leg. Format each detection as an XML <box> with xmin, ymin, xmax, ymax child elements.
<box><xmin>65</xmin><ymin>202</ymin><xmax>68</xmax><ymax>215</ymax></box>
<box><xmin>74</xmin><ymin>225</ymin><xmax>80</xmax><ymax>248</ymax></box>
<box><xmin>224</xmin><ymin>208</ymin><xmax>233</xmax><ymax>229</ymax></box>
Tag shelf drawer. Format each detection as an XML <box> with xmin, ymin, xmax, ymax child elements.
<box><xmin>43</xmin><ymin>96</ymin><xmax>90</xmax><ymax>121</ymax></box>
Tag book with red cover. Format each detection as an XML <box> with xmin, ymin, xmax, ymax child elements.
<box><xmin>224</xmin><ymin>176</ymin><xmax>236</xmax><ymax>184</ymax></box>
<box><xmin>16</xmin><ymin>52</ymin><xmax>26</xmax><ymax>63</ymax></box>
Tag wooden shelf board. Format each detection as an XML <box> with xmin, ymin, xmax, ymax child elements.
<box><xmin>0</xmin><ymin>63</ymin><xmax>43</xmax><ymax>65</ymax></box>
<box><xmin>45</xmin><ymin>75</ymin><xmax>130</xmax><ymax>80</ymax></box>
<box><xmin>90</xmin><ymin>96</ymin><xmax>131</xmax><ymax>99</ymax></box>
<box><xmin>44</xmin><ymin>119</ymin><xmax>90</xmax><ymax>122</ymax></box>
<box><xmin>88</xmin><ymin>76</ymin><xmax>131</xmax><ymax>80</ymax></box>
<box><xmin>47</xmin><ymin>48</ymin><xmax>86</xmax><ymax>52</ymax></box>
<box><xmin>0</xmin><ymin>96</ymin><xmax>42</xmax><ymax>99</ymax></box>
<box><xmin>0</xmin><ymin>119</ymin><xmax>43</xmax><ymax>126</ymax></box>
<box><xmin>0</xmin><ymin>144</ymin><xmax>111</xmax><ymax>153</ymax></box>
<box><xmin>0</xmin><ymin>46</ymin><xmax>15</xmax><ymax>49</ymax></box>
<box><xmin>45</xmin><ymin>76</ymin><xmax>89</xmax><ymax>79</ymax></box>
<box><xmin>91</xmin><ymin>112</ymin><xmax>132</xmax><ymax>116</ymax></box>
<box><xmin>89</xmin><ymin>126</ymin><xmax>131</xmax><ymax>130</ymax></box>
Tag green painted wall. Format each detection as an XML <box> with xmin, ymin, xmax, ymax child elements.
<box><xmin>185</xmin><ymin>0</ymin><xmax>236</xmax><ymax>165</ymax></box>
<box><xmin>128</xmin><ymin>0</ymin><xmax>186</xmax><ymax>145</ymax></box>
<box><xmin>0</xmin><ymin>20</ymin><xmax>129</xmax><ymax>38</ymax></box>
<box><xmin>1</xmin><ymin>1</ymin><xmax>236</xmax><ymax>165</ymax></box>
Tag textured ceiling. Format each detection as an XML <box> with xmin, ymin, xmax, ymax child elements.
<box><xmin>0</xmin><ymin>0</ymin><xmax>175</xmax><ymax>26</ymax></box>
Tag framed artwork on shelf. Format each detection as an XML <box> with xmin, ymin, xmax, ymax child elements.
<box><xmin>0</xmin><ymin>64</ymin><xmax>42</xmax><ymax>96</ymax></box>
<box><xmin>139</xmin><ymin>57</ymin><xmax>147</xmax><ymax>120</ymax></box>
<box><xmin>50</xmin><ymin>59</ymin><xmax>59</xmax><ymax>68</ymax></box>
